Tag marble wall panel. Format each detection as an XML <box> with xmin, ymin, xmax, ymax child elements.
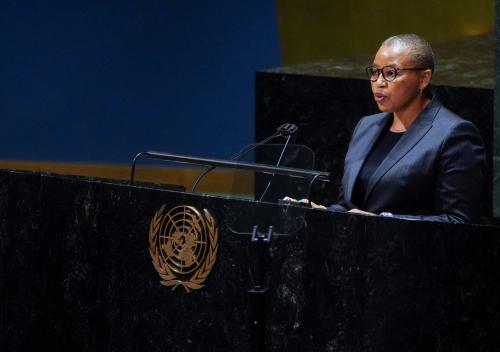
<box><xmin>255</xmin><ymin>71</ymin><xmax>493</xmax><ymax>218</ymax></box>
<box><xmin>494</xmin><ymin>0</ymin><xmax>500</xmax><ymax>216</ymax></box>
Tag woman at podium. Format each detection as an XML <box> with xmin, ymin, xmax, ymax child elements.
<box><xmin>289</xmin><ymin>34</ymin><xmax>486</xmax><ymax>223</ymax></box>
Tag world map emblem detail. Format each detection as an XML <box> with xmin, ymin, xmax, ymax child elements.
<box><xmin>149</xmin><ymin>205</ymin><xmax>218</xmax><ymax>292</ymax></box>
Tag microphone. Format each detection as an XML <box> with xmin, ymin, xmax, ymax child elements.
<box><xmin>231</xmin><ymin>123</ymin><xmax>298</xmax><ymax>160</ymax></box>
<box><xmin>190</xmin><ymin>123</ymin><xmax>298</xmax><ymax>192</ymax></box>
<box><xmin>277</xmin><ymin>123</ymin><xmax>298</xmax><ymax>136</ymax></box>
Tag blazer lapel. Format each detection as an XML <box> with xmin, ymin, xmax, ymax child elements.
<box><xmin>345</xmin><ymin>114</ymin><xmax>391</xmax><ymax>201</ymax></box>
<box><xmin>363</xmin><ymin>98</ymin><xmax>442</xmax><ymax>205</ymax></box>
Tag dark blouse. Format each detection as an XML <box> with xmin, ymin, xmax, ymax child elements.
<box><xmin>352</xmin><ymin>122</ymin><xmax>404</xmax><ymax>207</ymax></box>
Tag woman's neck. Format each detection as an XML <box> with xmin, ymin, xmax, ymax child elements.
<box><xmin>391</xmin><ymin>97</ymin><xmax>431</xmax><ymax>132</ymax></box>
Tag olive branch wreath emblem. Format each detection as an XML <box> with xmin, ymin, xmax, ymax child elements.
<box><xmin>149</xmin><ymin>204</ymin><xmax>218</xmax><ymax>292</ymax></box>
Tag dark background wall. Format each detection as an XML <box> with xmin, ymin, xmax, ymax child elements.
<box><xmin>0</xmin><ymin>1</ymin><xmax>280</xmax><ymax>163</ymax></box>
<box><xmin>495</xmin><ymin>0</ymin><xmax>500</xmax><ymax>215</ymax></box>
<box><xmin>0</xmin><ymin>0</ymin><xmax>495</xmax><ymax>202</ymax></box>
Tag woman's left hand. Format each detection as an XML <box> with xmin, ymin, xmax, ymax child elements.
<box><xmin>347</xmin><ymin>208</ymin><xmax>376</xmax><ymax>216</ymax></box>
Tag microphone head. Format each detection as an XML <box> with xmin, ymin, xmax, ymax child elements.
<box><xmin>277</xmin><ymin>123</ymin><xmax>298</xmax><ymax>136</ymax></box>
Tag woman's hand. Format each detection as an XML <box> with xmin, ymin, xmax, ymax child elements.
<box><xmin>347</xmin><ymin>208</ymin><xmax>376</xmax><ymax>216</ymax></box>
<box><xmin>282</xmin><ymin>197</ymin><xmax>327</xmax><ymax>209</ymax></box>
<box><xmin>302</xmin><ymin>199</ymin><xmax>326</xmax><ymax>209</ymax></box>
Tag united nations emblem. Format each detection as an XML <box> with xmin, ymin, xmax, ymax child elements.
<box><xmin>149</xmin><ymin>205</ymin><xmax>218</xmax><ymax>292</ymax></box>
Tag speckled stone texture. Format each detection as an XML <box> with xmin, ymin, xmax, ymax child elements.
<box><xmin>0</xmin><ymin>170</ymin><xmax>257</xmax><ymax>351</ymax></box>
<box><xmin>255</xmin><ymin>72</ymin><xmax>493</xmax><ymax>217</ymax></box>
<box><xmin>494</xmin><ymin>0</ymin><xmax>500</xmax><ymax>216</ymax></box>
<box><xmin>266</xmin><ymin>211</ymin><xmax>500</xmax><ymax>351</ymax></box>
<box><xmin>1</xmin><ymin>170</ymin><xmax>500</xmax><ymax>351</ymax></box>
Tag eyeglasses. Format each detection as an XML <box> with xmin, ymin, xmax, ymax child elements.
<box><xmin>365</xmin><ymin>66</ymin><xmax>427</xmax><ymax>82</ymax></box>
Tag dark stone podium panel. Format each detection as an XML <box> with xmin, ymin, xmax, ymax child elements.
<box><xmin>1</xmin><ymin>170</ymin><xmax>500</xmax><ymax>351</ymax></box>
<box><xmin>0</xmin><ymin>170</ymin><xmax>258</xmax><ymax>351</ymax></box>
<box><xmin>266</xmin><ymin>213</ymin><xmax>500</xmax><ymax>351</ymax></box>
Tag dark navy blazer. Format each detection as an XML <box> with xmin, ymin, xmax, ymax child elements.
<box><xmin>328</xmin><ymin>97</ymin><xmax>486</xmax><ymax>223</ymax></box>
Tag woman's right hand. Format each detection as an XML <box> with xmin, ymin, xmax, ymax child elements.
<box><xmin>282</xmin><ymin>197</ymin><xmax>326</xmax><ymax>209</ymax></box>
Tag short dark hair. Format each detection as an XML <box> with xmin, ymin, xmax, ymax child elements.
<box><xmin>382</xmin><ymin>34</ymin><xmax>435</xmax><ymax>72</ymax></box>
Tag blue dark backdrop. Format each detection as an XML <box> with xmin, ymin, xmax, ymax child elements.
<box><xmin>0</xmin><ymin>1</ymin><xmax>280</xmax><ymax>163</ymax></box>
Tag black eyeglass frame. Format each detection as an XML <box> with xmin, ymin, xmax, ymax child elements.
<box><xmin>365</xmin><ymin>65</ymin><xmax>428</xmax><ymax>82</ymax></box>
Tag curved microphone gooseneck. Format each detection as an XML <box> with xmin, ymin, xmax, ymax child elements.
<box><xmin>190</xmin><ymin>123</ymin><xmax>298</xmax><ymax>192</ymax></box>
<box><xmin>257</xmin><ymin>126</ymin><xmax>298</xmax><ymax>201</ymax></box>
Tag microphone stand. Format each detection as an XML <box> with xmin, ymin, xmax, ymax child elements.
<box><xmin>190</xmin><ymin>123</ymin><xmax>296</xmax><ymax>192</ymax></box>
<box><xmin>190</xmin><ymin>130</ymin><xmax>281</xmax><ymax>192</ymax></box>
<box><xmin>257</xmin><ymin>134</ymin><xmax>293</xmax><ymax>201</ymax></box>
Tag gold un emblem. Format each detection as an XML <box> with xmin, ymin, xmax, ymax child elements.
<box><xmin>149</xmin><ymin>205</ymin><xmax>218</xmax><ymax>292</ymax></box>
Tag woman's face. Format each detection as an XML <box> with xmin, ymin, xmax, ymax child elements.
<box><xmin>371</xmin><ymin>44</ymin><xmax>429</xmax><ymax>114</ymax></box>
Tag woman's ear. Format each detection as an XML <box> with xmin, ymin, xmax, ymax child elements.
<box><xmin>419</xmin><ymin>69</ymin><xmax>432</xmax><ymax>90</ymax></box>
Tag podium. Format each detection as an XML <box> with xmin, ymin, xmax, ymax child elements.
<box><xmin>1</xmin><ymin>169</ymin><xmax>500</xmax><ymax>351</ymax></box>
